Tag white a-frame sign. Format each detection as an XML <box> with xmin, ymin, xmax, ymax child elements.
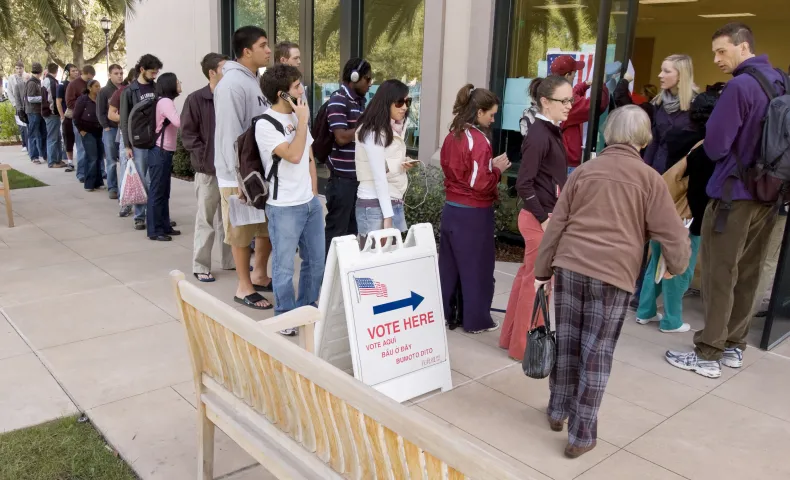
<box><xmin>314</xmin><ymin>224</ymin><xmax>453</xmax><ymax>403</ymax></box>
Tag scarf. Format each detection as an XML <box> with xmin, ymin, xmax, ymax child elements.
<box><xmin>391</xmin><ymin>119</ymin><xmax>405</xmax><ymax>136</ymax></box>
<box><xmin>661</xmin><ymin>90</ymin><xmax>681</xmax><ymax>114</ymax></box>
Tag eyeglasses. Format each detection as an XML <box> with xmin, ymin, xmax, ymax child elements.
<box><xmin>394</xmin><ymin>97</ymin><xmax>412</xmax><ymax>108</ymax></box>
<box><xmin>548</xmin><ymin>97</ymin><xmax>575</xmax><ymax>106</ymax></box>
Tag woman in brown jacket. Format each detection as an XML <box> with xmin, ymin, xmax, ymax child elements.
<box><xmin>500</xmin><ymin>75</ymin><xmax>572</xmax><ymax>360</ymax></box>
<box><xmin>533</xmin><ymin>105</ymin><xmax>690</xmax><ymax>459</ymax></box>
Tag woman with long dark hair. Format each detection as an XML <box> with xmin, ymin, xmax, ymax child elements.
<box><xmin>146</xmin><ymin>72</ymin><xmax>181</xmax><ymax>241</ymax></box>
<box><xmin>500</xmin><ymin>75</ymin><xmax>572</xmax><ymax>360</ymax></box>
<box><xmin>439</xmin><ymin>84</ymin><xmax>511</xmax><ymax>333</ymax></box>
<box><xmin>73</xmin><ymin>79</ymin><xmax>105</xmax><ymax>191</ymax></box>
<box><xmin>354</xmin><ymin>79</ymin><xmax>415</xmax><ymax>244</ymax></box>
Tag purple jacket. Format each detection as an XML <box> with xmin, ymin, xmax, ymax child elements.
<box><xmin>644</xmin><ymin>106</ymin><xmax>692</xmax><ymax>174</ymax></box>
<box><xmin>704</xmin><ymin>55</ymin><xmax>787</xmax><ymax>200</ymax></box>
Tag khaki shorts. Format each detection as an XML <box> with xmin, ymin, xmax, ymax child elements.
<box><xmin>219</xmin><ymin>187</ymin><xmax>269</xmax><ymax>247</ymax></box>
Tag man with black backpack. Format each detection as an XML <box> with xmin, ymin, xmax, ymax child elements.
<box><xmin>42</xmin><ymin>63</ymin><xmax>67</xmax><ymax>169</ymax></box>
<box><xmin>120</xmin><ymin>54</ymin><xmax>162</xmax><ymax>231</ymax></box>
<box><xmin>24</xmin><ymin>62</ymin><xmax>47</xmax><ymax>165</ymax></box>
<box><xmin>214</xmin><ymin>26</ymin><xmax>273</xmax><ymax>311</ymax></box>
<box><xmin>256</xmin><ymin>64</ymin><xmax>323</xmax><ymax>335</ymax></box>
<box><xmin>666</xmin><ymin>23</ymin><xmax>788</xmax><ymax>379</ymax></box>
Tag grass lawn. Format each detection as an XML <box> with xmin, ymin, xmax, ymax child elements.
<box><xmin>4</xmin><ymin>168</ymin><xmax>47</xmax><ymax>189</ymax></box>
<box><xmin>0</xmin><ymin>416</ymin><xmax>138</xmax><ymax>480</ymax></box>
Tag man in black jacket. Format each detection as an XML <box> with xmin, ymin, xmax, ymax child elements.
<box><xmin>181</xmin><ymin>53</ymin><xmax>233</xmax><ymax>282</ymax></box>
<box><xmin>42</xmin><ymin>63</ymin><xmax>67</xmax><ymax>168</ymax></box>
<box><xmin>119</xmin><ymin>54</ymin><xmax>162</xmax><ymax>230</ymax></box>
<box><xmin>97</xmin><ymin>64</ymin><xmax>123</xmax><ymax>199</ymax></box>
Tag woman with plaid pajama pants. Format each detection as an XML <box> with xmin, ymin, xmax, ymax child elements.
<box><xmin>534</xmin><ymin>106</ymin><xmax>691</xmax><ymax>458</ymax></box>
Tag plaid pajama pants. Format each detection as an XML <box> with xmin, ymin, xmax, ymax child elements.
<box><xmin>548</xmin><ymin>267</ymin><xmax>631</xmax><ymax>447</ymax></box>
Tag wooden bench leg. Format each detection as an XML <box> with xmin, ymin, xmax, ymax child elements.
<box><xmin>1</xmin><ymin>169</ymin><xmax>12</xmax><ymax>228</ymax></box>
<box><xmin>197</xmin><ymin>403</ymin><xmax>215</xmax><ymax>480</ymax></box>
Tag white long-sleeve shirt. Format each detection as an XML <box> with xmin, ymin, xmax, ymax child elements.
<box><xmin>357</xmin><ymin>133</ymin><xmax>395</xmax><ymax>218</ymax></box>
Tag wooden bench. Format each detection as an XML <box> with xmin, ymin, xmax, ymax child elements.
<box><xmin>170</xmin><ymin>270</ymin><xmax>532</xmax><ymax>480</ymax></box>
<box><xmin>0</xmin><ymin>164</ymin><xmax>13</xmax><ymax>227</ymax></box>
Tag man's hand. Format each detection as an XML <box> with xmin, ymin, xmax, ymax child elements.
<box><xmin>624</xmin><ymin>72</ymin><xmax>634</xmax><ymax>83</ymax></box>
<box><xmin>585</xmin><ymin>79</ymin><xmax>593</xmax><ymax>86</ymax></box>
<box><xmin>288</xmin><ymin>96</ymin><xmax>309</xmax><ymax>124</ymax></box>
<box><xmin>80</xmin><ymin>131</ymin><xmax>87</xmax><ymax>137</ymax></box>
<box><xmin>125</xmin><ymin>148</ymin><xmax>134</xmax><ymax>160</ymax></box>
<box><xmin>104</xmin><ymin>127</ymin><xmax>110</xmax><ymax>132</ymax></box>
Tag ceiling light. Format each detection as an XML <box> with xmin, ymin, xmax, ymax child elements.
<box><xmin>534</xmin><ymin>4</ymin><xmax>588</xmax><ymax>9</ymax></box>
<box><xmin>699</xmin><ymin>13</ymin><xmax>756</xmax><ymax>18</ymax></box>
<box><xmin>640</xmin><ymin>0</ymin><xmax>698</xmax><ymax>4</ymax></box>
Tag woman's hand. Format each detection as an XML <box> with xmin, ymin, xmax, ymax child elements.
<box><xmin>663</xmin><ymin>271</ymin><xmax>675</xmax><ymax>280</ymax></box>
<box><xmin>541</xmin><ymin>218</ymin><xmax>550</xmax><ymax>231</ymax></box>
<box><xmin>535</xmin><ymin>278</ymin><xmax>551</xmax><ymax>290</ymax></box>
<box><xmin>383</xmin><ymin>217</ymin><xmax>393</xmax><ymax>229</ymax></box>
<box><xmin>402</xmin><ymin>159</ymin><xmax>417</xmax><ymax>171</ymax></box>
<box><xmin>493</xmin><ymin>154</ymin><xmax>511</xmax><ymax>172</ymax></box>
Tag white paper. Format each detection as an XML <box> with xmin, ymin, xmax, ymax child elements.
<box><xmin>228</xmin><ymin>195</ymin><xmax>267</xmax><ymax>227</ymax></box>
<box><xmin>655</xmin><ymin>219</ymin><xmax>692</xmax><ymax>283</ymax></box>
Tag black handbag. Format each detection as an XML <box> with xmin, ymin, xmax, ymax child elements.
<box><xmin>522</xmin><ymin>286</ymin><xmax>556</xmax><ymax>379</ymax></box>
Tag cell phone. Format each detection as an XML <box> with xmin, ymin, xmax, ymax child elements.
<box><xmin>279</xmin><ymin>92</ymin><xmax>299</xmax><ymax>104</ymax></box>
<box><xmin>402</xmin><ymin>159</ymin><xmax>420</xmax><ymax>165</ymax></box>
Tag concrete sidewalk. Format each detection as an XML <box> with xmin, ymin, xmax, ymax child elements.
<box><xmin>2</xmin><ymin>145</ymin><xmax>790</xmax><ymax>480</ymax></box>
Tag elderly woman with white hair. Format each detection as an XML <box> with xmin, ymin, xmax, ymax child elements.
<box><xmin>533</xmin><ymin>105</ymin><xmax>691</xmax><ymax>459</ymax></box>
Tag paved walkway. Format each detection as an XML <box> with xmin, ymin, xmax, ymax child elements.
<box><xmin>1</xmin><ymin>145</ymin><xmax>790</xmax><ymax>480</ymax></box>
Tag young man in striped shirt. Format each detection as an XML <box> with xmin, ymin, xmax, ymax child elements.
<box><xmin>324</xmin><ymin>58</ymin><xmax>372</xmax><ymax>255</ymax></box>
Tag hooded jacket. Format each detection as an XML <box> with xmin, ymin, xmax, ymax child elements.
<box><xmin>24</xmin><ymin>76</ymin><xmax>43</xmax><ymax>115</ymax></box>
<box><xmin>213</xmin><ymin>61</ymin><xmax>270</xmax><ymax>188</ymax></box>
<box><xmin>704</xmin><ymin>55</ymin><xmax>786</xmax><ymax>201</ymax></box>
<box><xmin>440</xmin><ymin>126</ymin><xmax>501</xmax><ymax>208</ymax></box>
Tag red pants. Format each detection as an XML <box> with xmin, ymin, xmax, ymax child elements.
<box><xmin>500</xmin><ymin>210</ymin><xmax>545</xmax><ymax>360</ymax></box>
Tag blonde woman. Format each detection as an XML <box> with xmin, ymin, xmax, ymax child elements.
<box><xmin>644</xmin><ymin>54</ymin><xmax>699</xmax><ymax>174</ymax></box>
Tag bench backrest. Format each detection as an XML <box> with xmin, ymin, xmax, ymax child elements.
<box><xmin>171</xmin><ymin>271</ymin><xmax>531</xmax><ymax>480</ymax></box>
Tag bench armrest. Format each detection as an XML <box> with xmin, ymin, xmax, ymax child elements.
<box><xmin>257</xmin><ymin>306</ymin><xmax>320</xmax><ymax>353</ymax></box>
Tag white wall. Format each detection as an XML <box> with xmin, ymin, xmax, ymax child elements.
<box><xmin>125</xmin><ymin>0</ymin><xmax>220</xmax><ymax>109</ymax></box>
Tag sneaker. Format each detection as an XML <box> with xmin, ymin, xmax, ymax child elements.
<box><xmin>21</xmin><ymin>146</ymin><xmax>27</xmax><ymax>152</ymax></box>
<box><xmin>109</xmin><ymin>191</ymin><xmax>118</xmax><ymax>200</ymax></box>
<box><xmin>659</xmin><ymin>323</ymin><xmax>691</xmax><ymax>333</ymax></box>
<box><xmin>467</xmin><ymin>320</ymin><xmax>500</xmax><ymax>334</ymax></box>
<box><xmin>119</xmin><ymin>205</ymin><xmax>132</xmax><ymax>217</ymax></box>
<box><xmin>665</xmin><ymin>350</ymin><xmax>721</xmax><ymax>378</ymax></box>
<box><xmin>636</xmin><ymin>313</ymin><xmax>663</xmax><ymax>325</ymax></box>
<box><xmin>134</xmin><ymin>219</ymin><xmax>146</xmax><ymax>231</ymax></box>
<box><xmin>279</xmin><ymin>328</ymin><xmax>298</xmax><ymax>337</ymax></box>
<box><xmin>64</xmin><ymin>165</ymin><xmax>74</xmax><ymax>173</ymax></box>
<box><xmin>721</xmin><ymin>347</ymin><xmax>744</xmax><ymax>369</ymax></box>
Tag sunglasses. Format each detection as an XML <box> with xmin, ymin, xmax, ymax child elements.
<box><xmin>394</xmin><ymin>97</ymin><xmax>412</xmax><ymax>108</ymax></box>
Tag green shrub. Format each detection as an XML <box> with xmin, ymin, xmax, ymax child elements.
<box><xmin>172</xmin><ymin>131</ymin><xmax>195</xmax><ymax>179</ymax></box>
<box><xmin>404</xmin><ymin>164</ymin><xmax>519</xmax><ymax>242</ymax></box>
<box><xmin>0</xmin><ymin>101</ymin><xmax>20</xmax><ymax>141</ymax></box>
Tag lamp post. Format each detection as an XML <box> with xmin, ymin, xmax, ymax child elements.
<box><xmin>100</xmin><ymin>17</ymin><xmax>111</xmax><ymax>68</ymax></box>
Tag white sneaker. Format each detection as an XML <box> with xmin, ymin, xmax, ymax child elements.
<box><xmin>721</xmin><ymin>347</ymin><xmax>743</xmax><ymax>368</ymax></box>
<box><xmin>660</xmin><ymin>323</ymin><xmax>691</xmax><ymax>333</ymax></box>
<box><xmin>468</xmin><ymin>320</ymin><xmax>501</xmax><ymax>334</ymax></box>
<box><xmin>278</xmin><ymin>328</ymin><xmax>297</xmax><ymax>337</ymax></box>
<box><xmin>636</xmin><ymin>313</ymin><xmax>663</xmax><ymax>325</ymax></box>
<box><xmin>21</xmin><ymin>146</ymin><xmax>27</xmax><ymax>152</ymax></box>
<box><xmin>665</xmin><ymin>350</ymin><xmax>722</xmax><ymax>378</ymax></box>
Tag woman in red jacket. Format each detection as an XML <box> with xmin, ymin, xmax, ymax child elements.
<box><xmin>439</xmin><ymin>84</ymin><xmax>511</xmax><ymax>333</ymax></box>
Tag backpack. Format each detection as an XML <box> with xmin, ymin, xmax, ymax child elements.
<box><xmin>716</xmin><ymin>68</ymin><xmax>790</xmax><ymax>232</ymax></box>
<box><xmin>520</xmin><ymin>105</ymin><xmax>538</xmax><ymax>137</ymax></box>
<box><xmin>235</xmin><ymin>114</ymin><xmax>283</xmax><ymax>210</ymax></box>
<box><xmin>128</xmin><ymin>96</ymin><xmax>169</xmax><ymax>149</ymax></box>
<box><xmin>311</xmin><ymin>91</ymin><xmax>339</xmax><ymax>163</ymax></box>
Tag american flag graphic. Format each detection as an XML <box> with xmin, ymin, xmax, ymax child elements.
<box><xmin>355</xmin><ymin>277</ymin><xmax>388</xmax><ymax>297</ymax></box>
<box><xmin>547</xmin><ymin>52</ymin><xmax>594</xmax><ymax>87</ymax></box>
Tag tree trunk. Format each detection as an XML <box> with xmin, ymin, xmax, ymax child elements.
<box><xmin>71</xmin><ymin>24</ymin><xmax>85</xmax><ymax>68</ymax></box>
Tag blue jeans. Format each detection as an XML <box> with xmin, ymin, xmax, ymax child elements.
<box><xmin>103</xmin><ymin>128</ymin><xmax>119</xmax><ymax>193</ymax></box>
<box><xmin>27</xmin><ymin>113</ymin><xmax>46</xmax><ymax>161</ymax></box>
<box><xmin>267</xmin><ymin>196</ymin><xmax>326</xmax><ymax>316</ymax></box>
<box><xmin>74</xmin><ymin>123</ymin><xmax>85</xmax><ymax>180</ymax></box>
<box><xmin>355</xmin><ymin>202</ymin><xmax>407</xmax><ymax>236</ymax></box>
<box><xmin>44</xmin><ymin>116</ymin><xmax>63</xmax><ymax>166</ymax></box>
<box><xmin>82</xmin><ymin>131</ymin><xmax>105</xmax><ymax>190</ymax></box>
<box><xmin>146</xmin><ymin>146</ymin><xmax>173</xmax><ymax>237</ymax></box>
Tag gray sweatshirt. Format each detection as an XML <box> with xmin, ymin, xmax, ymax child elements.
<box><xmin>213</xmin><ymin>61</ymin><xmax>270</xmax><ymax>187</ymax></box>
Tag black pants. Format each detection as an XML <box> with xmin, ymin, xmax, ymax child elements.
<box><xmin>146</xmin><ymin>146</ymin><xmax>173</xmax><ymax>237</ymax></box>
<box><xmin>324</xmin><ymin>176</ymin><xmax>359</xmax><ymax>256</ymax></box>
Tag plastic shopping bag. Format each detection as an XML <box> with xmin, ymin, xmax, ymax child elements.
<box><xmin>522</xmin><ymin>286</ymin><xmax>556</xmax><ymax>379</ymax></box>
<box><xmin>119</xmin><ymin>159</ymin><xmax>147</xmax><ymax>207</ymax></box>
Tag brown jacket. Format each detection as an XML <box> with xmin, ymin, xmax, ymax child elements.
<box><xmin>180</xmin><ymin>85</ymin><xmax>217</xmax><ymax>176</ymax></box>
<box><xmin>535</xmin><ymin>144</ymin><xmax>691</xmax><ymax>293</ymax></box>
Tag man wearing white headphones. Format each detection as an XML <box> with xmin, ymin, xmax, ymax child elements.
<box><xmin>324</xmin><ymin>57</ymin><xmax>372</xmax><ymax>255</ymax></box>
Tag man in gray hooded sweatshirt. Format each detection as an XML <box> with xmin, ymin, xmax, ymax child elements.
<box><xmin>214</xmin><ymin>25</ymin><xmax>273</xmax><ymax>310</ymax></box>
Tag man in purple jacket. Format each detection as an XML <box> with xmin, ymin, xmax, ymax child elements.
<box><xmin>666</xmin><ymin>23</ymin><xmax>786</xmax><ymax>379</ymax></box>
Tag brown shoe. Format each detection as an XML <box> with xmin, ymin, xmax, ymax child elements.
<box><xmin>548</xmin><ymin>415</ymin><xmax>564</xmax><ymax>432</ymax></box>
<box><xmin>564</xmin><ymin>441</ymin><xmax>596</xmax><ymax>459</ymax></box>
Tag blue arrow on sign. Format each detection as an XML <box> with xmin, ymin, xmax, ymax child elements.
<box><xmin>373</xmin><ymin>291</ymin><xmax>425</xmax><ymax>315</ymax></box>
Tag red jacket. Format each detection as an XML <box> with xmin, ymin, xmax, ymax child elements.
<box><xmin>440</xmin><ymin>127</ymin><xmax>501</xmax><ymax>208</ymax></box>
<box><xmin>561</xmin><ymin>83</ymin><xmax>609</xmax><ymax>167</ymax></box>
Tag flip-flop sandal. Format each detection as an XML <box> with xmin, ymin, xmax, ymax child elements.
<box><xmin>253</xmin><ymin>282</ymin><xmax>273</xmax><ymax>292</ymax></box>
<box><xmin>234</xmin><ymin>292</ymin><xmax>273</xmax><ymax>310</ymax></box>
<box><xmin>193</xmin><ymin>272</ymin><xmax>215</xmax><ymax>283</ymax></box>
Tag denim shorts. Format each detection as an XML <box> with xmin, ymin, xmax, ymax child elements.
<box><xmin>355</xmin><ymin>203</ymin><xmax>407</xmax><ymax>236</ymax></box>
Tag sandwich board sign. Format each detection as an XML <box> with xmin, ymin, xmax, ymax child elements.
<box><xmin>314</xmin><ymin>224</ymin><xmax>452</xmax><ymax>403</ymax></box>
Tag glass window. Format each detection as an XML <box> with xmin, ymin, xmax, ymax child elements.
<box><xmin>313</xmin><ymin>0</ymin><xmax>342</xmax><ymax>190</ymax></box>
<box><xmin>361</xmin><ymin>0</ymin><xmax>425</xmax><ymax>151</ymax></box>
<box><xmin>234</xmin><ymin>0</ymin><xmax>267</xmax><ymax>30</ymax></box>
<box><xmin>276</xmin><ymin>0</ymin><xmax>300</xmax><ymax>45</ymax></box>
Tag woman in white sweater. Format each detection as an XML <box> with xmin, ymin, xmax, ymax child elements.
<box><xmin>354</xmin><ymin>79</ymin><xmax>416</xmax><ymax>243</ymax></box>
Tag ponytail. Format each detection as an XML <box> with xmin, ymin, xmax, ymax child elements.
<box><xmin>449</xmin><ymin>84</ymin><xmax>499</xmax><ymax>137</ymax></box>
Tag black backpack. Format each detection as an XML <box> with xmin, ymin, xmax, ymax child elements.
<box><xmin>716</xmin><ymin>68</ymin><xmax>790</xmax><ymax>231</ymax></box>
<box><xmin>235</xmin><ymin>114</ymin><xmax>283</xmax><ymax>210</ymax></box>
<box><xmin>128</xmin><ymin>97</ymin><xmax>169</xmax><ymax>149</ymax></box>
<box><xmin>311</xmin><ymin>91</ymin><xmax>338</xmax><ymax>164</ymax></box>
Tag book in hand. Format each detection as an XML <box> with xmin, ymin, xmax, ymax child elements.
<box><xmin>228</xmin><ymin>194</ymin><xmax>267</xmax><ymax>227</ymax></box>
<box><xmin>655</xmin><ymin>218</ymin><xmax>693</xmax><ymax>283</ymax></box>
